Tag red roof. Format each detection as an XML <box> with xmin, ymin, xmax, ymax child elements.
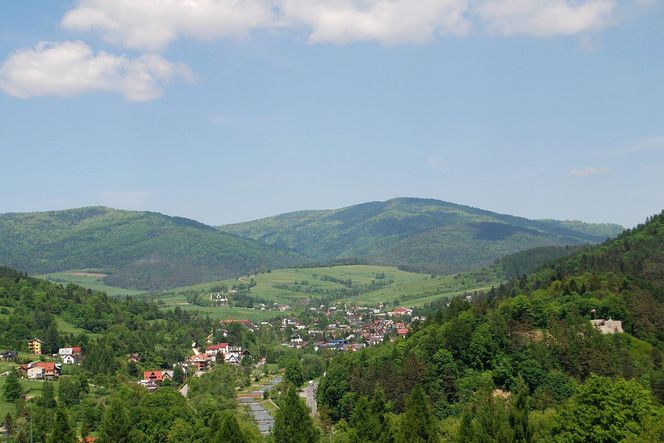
<box><xmin>206</xmin><ymin>343</ymin><xmax>228</xmax><ymax>351</ymax></box>
<box><xmin>33</xmin><ymin>362</ymin><xmax>56</xmax><ymax>371</ymax></box>
<box><xmin>72</xmin><ymin>346</ymin><xmax>82</xmax><ymax>353</ymax></box>
<box><xmin>144</xmin><ymin>371</ymin><xmax>165</xmax><ymax>382</ymax></box>
<box><xmin>397</xmin><ymin>328</ymin><xmax>408</xmax><ymax>336</ymax></box>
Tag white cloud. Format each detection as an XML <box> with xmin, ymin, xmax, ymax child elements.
<box><xmin>0</xmin><ymin>41</ymin><xmax>191</xmax><ymax>102</ymax></box>
<box><xmin>59</xmin><ymin>0</ymin><xmax>637</xmax><ymax>50</ymax></box>
<box><xmin>281</xmin><ymin>0</ymin><xmax>471</xmax><ymax>44</ymax></box>
<box><xmin>569</xmin><ymin>166</ymin><xmax>609</xmax><ymax>176</ymax></box>
<box><xmin>62</xmin><ymin>0</ymin><xmax>280</xmax><ymax>51</ymax></box>
<box><xmin>474</xmin><ymin>0</ymin><xmax>617</xmax><ymax>37</ymax></box>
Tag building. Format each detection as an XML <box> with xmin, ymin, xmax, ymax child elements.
<box><xmin>140</xmin><ymin>370</ymin><xmax>174</xmax><ymax>392</ymax></box>
<box><xmin>59</xmin><ymin>347</ymin><xmax>82</xmax><ymax>364</ymax></box>
<box><xmin>591</xmin><ymin>319</ymin><xmax>624</xmax><ymax>334</ymax></box>
<box><xmin>205</xmin><ymin>343</ymin><xmax>229</xmax><ymax>362</ymax></box>
<box><xmin>28</xmin><ymin>338</ymin><xmax>43</xmax><ymax>355</ymax></box>
<box><xmin>23</xmin><ymin>361</ymin><xmax>61</xmax><ymax>380</ymax></box>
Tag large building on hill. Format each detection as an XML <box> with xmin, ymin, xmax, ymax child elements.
<box><xmin>591</xmin><ymin>319</ymin><xmax>624</xmax><ymax>334</ymax></box>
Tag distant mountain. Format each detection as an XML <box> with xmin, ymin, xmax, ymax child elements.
<box><xmin>219</xmin><ymin>198</ymin><xmax>625</xmax><ymax>275</ymax></box>
<box><xmin>0</xmin><ymin>207</ymin><xmax>309</xmax><ymax>290</ymax></box>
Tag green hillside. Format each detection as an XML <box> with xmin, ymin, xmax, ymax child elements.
<box><xmin>220</xmin><ymin>198</ymin><xmax>624</xmax><ymax>274</ymax></box>
<box><xmin>0</xmin><ymin>207</ymin><xmax>309</xmax><ymax>290</ymax></box>
<box><xmin>316</xmin><ymin>210</ymin><xmax>664</xmax><ymax>442</ymax></box>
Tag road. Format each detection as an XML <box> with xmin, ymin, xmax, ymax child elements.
<box><xmin>299</xmin><ymin>380</ymin><xmax>318</xmax><ymax>417</ymax></box>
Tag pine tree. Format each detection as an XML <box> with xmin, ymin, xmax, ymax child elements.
<box><xmin>46</xmin><ymin>408</ymin><xmax>76</xmax><ymax>443</ymax></box>
<box><xmin>398</xmin><ymin>385</ymin><xmax>437</xmax><ymax>443</ymax></box>
<box><xmin>273</xmin><ymin>385</ymin><xmax>320</xmax><ymax>443</ymax></box>
<box><xmin>3</xmin><ymin>369</ymin><xmax>22</xmax><ymax>402</ymax></box>
<box><xmin>39</xmin><ymin>382</ymin><xmax>56</xmax><ymax>408</ymax></box>
<box><xmin>98</xmin><ymin>398</ymin><xmax>132</xmax><ymax>443</ymax></box>
<box><xmin>213</xmin><ymin>414</ymin><xmax>249</xmax><ymax>443</ymax></box>
<box><xmin>508</xmin><ymin>377</ymin><xmax>532</xmax><ymax>443</ymax></box>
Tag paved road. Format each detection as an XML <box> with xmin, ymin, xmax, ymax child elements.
<box><xmin>299</xmin><ymin>380</ymin><xmax>318</xmax><ymax>417</ymax></box>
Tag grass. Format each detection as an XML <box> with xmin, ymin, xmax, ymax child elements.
<box><xmin>0</xmin><ymin>377</ymin><xmax>57</xmax><ymax>418</ymax></box>
<box><xmin>154</xmin><ymin>265</ymin><xmax>504</xmax><ymax>317</ymax></box>
<box><xmin>55</xmin><ymin>317</ymin><xmax>103</xmax><ymax>339</ymax></box>
<box><xmin>38</xmin><ymin>271</ymin><xmax>145</xmax><ymax>296</ymax></box>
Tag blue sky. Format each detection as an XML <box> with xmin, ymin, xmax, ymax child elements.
<box><xmin>1</xmin><ymin>0</ymin><xmax>663</xmax><ymax>227</ymax></box>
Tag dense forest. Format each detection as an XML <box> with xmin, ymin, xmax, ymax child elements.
<box><xmin>316</xmin><ymin>210</ymin><xmax>664</xmax><ymax>442</ymax></box>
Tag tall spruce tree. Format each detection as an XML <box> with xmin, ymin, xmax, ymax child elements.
<box><xmin>508</xmin><ymin>377</ymin><xmax>533</xmax><ymax>443</ymax></box>
<box><xmin>398</xmin><ymin>385</ymin><xmax>438</xmax><ymax>443</ymax></box>
<box><xmin>273</xmin><ymin>385</ymin><xmax>320</xmax><ymax>443</ymax></box>
<box><xmin>213</xmin><ymin>413</ymin><xmax>249</xmax><ymax>443</ymax></box>
<box><xmin>46</xmin><ymin>408</ymin><xmax>76</xmax><ymax>443</ymax></box>
<box><xmin>98</xmin><ymin>398</ymin><xmax>132</xmax><ymax>443</ymax></box>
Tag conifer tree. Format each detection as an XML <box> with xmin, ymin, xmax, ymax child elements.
<box><xmin>398</xmin><ymin>385</ymin><xmax>437</xmax><ymax>443</ymax></box>
<box><xmin>3</xmin><ymin>369</ymin><xmax>22</xmax><ymax>402</ymax></box>
<box><xmin>39</xmin><ymin>382</ymin><xmax>56</xmax><ymax>408</ymax></box>
<box><xmin>213</xmin><ymin>414</ymin><xmax>249</xmax><ymax>443</ymax></box>
<box><xmin>98</xmin><ymin>398</ymin><xmax>132</xmax><ymax>443</ymax></box>
<box><xmin>273</xmin><ymin>385</ymin><xmax>320</xmax><ymax>443</ymax></box>
<box><xmin>508</xmin><ymin>377</ymin><xmax>532</xmax><ymax>443</ymax></box>
<box><xmin>46</xmin><ymin>407</ymin><xmax>76</xmax><ymax>443</ymax></box>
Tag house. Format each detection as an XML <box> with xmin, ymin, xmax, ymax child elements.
<box><xmin>28</xmin><ymin>338</ymin><xmax>43</xmax><ymax>355</ymax></box>
<box><xmin>143</xmin><ymin>371</ymin><xmax>173</xmax><ymax>383</ymax></box>
<box><xmin>24</xmin><ymin>362</ymin><xmax>61</xmax><ymax>380</ymax></box>
<box><xmin>59</xmin><ymin>347</ymin><xmax>82</xmax><ymax>364</ymax></box>
<box><xmin>397</xmin><ymin>328</ymin><xmax>409</xmax><ymax>338</ymax></box>
<box><xmin>591</xmin><ymin>319</ymin><xmax>624</xmax><ymax>334</ymax></box>
<box><xmin>205</xmin><ymin>343</ymin><xmax>229</xmax><ymax>362</ymax></box>
<box><xmin>127</xmin><ymin>353</ymin><xmax>141</xmax><ymax>363</ymax></box>
<box><xmin>388</xmin><ymin>307</ymin><xmax>412</xmax><ymax>317</ymax></box>
<box><xmin>188</xmin><ymin>354</ymin><xmax>209</xmax><ymax>370</ymax></box>
<box><xmin>210</xmin><ymin>292</ymin><xmax>229</xmax><ymax>306</ymax></box>
<box><xmin>0</xmin><ymin>351</ymin><xmax>17</xmax><ymax>361</ymax></box>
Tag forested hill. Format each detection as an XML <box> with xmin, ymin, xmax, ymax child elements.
<box><xmin>316</xmin><ymin>210</ymin><xmax>664</xmax><ymax>442</ymax></box>
<box><xmin>0</xmin><ymin>207</ymin><xmax>309</xmax><ymax>290</ymax></box>
<box><xmin>220</xmin><ymin>198</ymin><xmax>624</xmax><ymax>275</ymax></box>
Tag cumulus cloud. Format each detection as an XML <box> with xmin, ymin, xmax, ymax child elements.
<box><xmin>569</xmin><ymin>166</ymin><xmax>609</xmax><ymax>176</ymax></box>
<box><xmin>60</xmin><ymin>0</ymin><xmax>632</xmax><ymax>50</ymax></box>
<box><xmin>62</xmin><ymin>0</ymin><xmax>280</xmax><ymax>51</ymax></box>
<box><xmin>281</xmin><ymin>0</ymin><xmax>470</xmax><ymax>44</ymax></box>
<box><xmin>0</xmin><ymin>41</ymin><xmax>191</xmax><ymax>102</ymax></box>
<box><xmin>475</xmin><ymin>0</ymin><xmax>617</xmax><ymax>37</ymax></box>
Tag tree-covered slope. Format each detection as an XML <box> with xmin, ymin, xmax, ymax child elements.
<box><xmin>0</xmin><ymin>207</ymin><xmax>309</xmax><ymax>290</ymax></box>
<box><xmin>220</xmin><ymin>198</ymin><xmax>624</xmax><ymax>274</ymax></box>
<box><xmin>317</xmin><ymin>210</ymin><xmax>664</xmax><ymax>442</ymax></box>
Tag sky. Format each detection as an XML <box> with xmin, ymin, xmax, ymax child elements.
<box><xmin>1</xmin><ymin>0</ymin><xmax>663</xmax><ymax>228</ymax></box>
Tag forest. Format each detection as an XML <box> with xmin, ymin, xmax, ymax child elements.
<box><xmin>1</xmin><ymin>211</ymin><xmax>663</xmax><ymax>442</ymax></box>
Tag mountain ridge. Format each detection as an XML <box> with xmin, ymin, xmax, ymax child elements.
<box><xmin>219</xmin><ymin>197</ymin><xmax>625</xmax><ymax>274</ymax></box>
<box><xmin>0</xmin><ymin>206</ymin><xmax>310</xmax><ymax>290</ymax></box>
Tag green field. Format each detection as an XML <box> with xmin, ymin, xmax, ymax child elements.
<box><xmin>0</xmin><ymin>376</ymin><xmax>57</xmax><ymax>417</ymax></box>
<box><xmin>38</xmin><ymin>271</ymin><xmax>145</xmax><ymax>296</ymax></box>
<box><xmin>155</xmin><ymin>264</ymin><xmax>503</xmax><ymax>316</ymax></box>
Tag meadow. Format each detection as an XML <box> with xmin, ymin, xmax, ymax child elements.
<box><xmin>38</xmin><ymin>271</ymin><xmax>145</xmax><ymax>296</ymax></box>
<box><xmin>38</xmin><ymin>265</ymin><xmax>503</xmax><ymax>321</ymax></box>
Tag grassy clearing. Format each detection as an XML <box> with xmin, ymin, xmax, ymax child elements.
<box><xmin>55</xmin><ymin>317</ymin><xmax>103</xmax><ymax>339</ymax></box>
<box><xmin>38</xmin><ymin>271</ymin><xmax>145</xmax><ymax>296</ymax></box>
<box><xmin>159</xmin><ymin>264</ymin><xmax>503</xmax><ymax>313</ymax></box>
<box><xmin>0</xmin><ymin>377</ymin><xmax>57</xmax><ymax>418</ymax></box>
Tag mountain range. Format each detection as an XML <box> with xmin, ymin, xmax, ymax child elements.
<box><xmin>220</xmin><ymin>198</ymin><xmax>624</xmax><ymax>274</ymax></box>
<box><xmin>0</xmin><ymin>206</ymin><xmax>308</xmax><ymax>290</ymax></box>
<box><xmin>0</xmin><ymin>198</ymin><xmax>624</xmax><ymax>290</ymax></box>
